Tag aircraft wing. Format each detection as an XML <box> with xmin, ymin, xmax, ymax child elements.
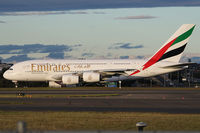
<box><xmin>161</xmin><ymin>62</ymin><xmax>196</xmax><ymax>69</ymax></box>
<box><xmin>50</xmin><ymin>68</ymin><xmax>136</xmax><ymax>81</ymax></box>
<box><xmin>97</xmin><ymin>69</ymin><xmax>136</xmax><ymax>76</ymax></box>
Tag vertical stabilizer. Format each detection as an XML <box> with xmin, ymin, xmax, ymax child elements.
<box><xmin>142</xmin><ymin>24</ymin><xmax>195</xmax><ymax>70</ymax></box>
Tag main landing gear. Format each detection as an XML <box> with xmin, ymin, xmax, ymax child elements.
<box><xmin>119</xmin><ymin>80</ymin><xmax>122</xmax><ymax>89</ymax></box>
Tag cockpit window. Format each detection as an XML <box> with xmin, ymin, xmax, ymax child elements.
<box><xmin>9</xmin><ymin>68</ymin><xmax>13</xmax><ymax>70</ymax></box>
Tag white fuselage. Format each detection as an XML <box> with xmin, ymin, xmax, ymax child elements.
<box><xmin>3</xmin><ymin>24</ymin><xmax>195</xmax><ymax>85</ymax></box>
<box><xmin>3</xmin><ymin>59</ymin><xmax>183</xmax><ymax>83</ymax></box>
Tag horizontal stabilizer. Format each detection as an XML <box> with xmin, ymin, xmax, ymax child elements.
<box><xmin>161</xmin><ymin>62</ymin><xmax>196</xmax><ymax>69</ymax></box>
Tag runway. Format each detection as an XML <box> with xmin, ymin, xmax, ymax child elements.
<box><xmin>1</xmin><ymin>89</ymin><xmax>200</xmax><ymax>94</ymax></box>
<box><xmin>0</xmin><ymin>89</ymin><xmax>200</xmax><ymax>113</ymax></box>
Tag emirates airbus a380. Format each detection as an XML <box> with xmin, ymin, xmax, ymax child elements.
<box><xmin>3</xmin><ymin>24</ymin><xmax>195</xmax><ymax>87</ymax></box>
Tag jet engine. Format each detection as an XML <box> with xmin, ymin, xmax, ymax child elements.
<box><xmin>49</xmin><ymin>81</ymin><xmax>61</xmax><ymax>88</ymax></box>
<box><xmin>83</xmin><ymin>72</ymin><xmax>100</xmax><ymax>82</ymax></box>
<box><xmin>62</xmin><ymin>75</ymin><xmax>79</xmax><ymax>85</ymax></box>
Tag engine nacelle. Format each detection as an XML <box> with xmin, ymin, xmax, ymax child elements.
<box><xmin>83</xmin><ymin>72</ymin><xmax>100</xmax><ymax>82</ymax></box>
<box><xmin>62</xmin><ymin>75</ymin><xmax>79</xmax><ymax>85</ymax></box>
<box><xmin>49</xmin><ymin>81</ymin><xmax>61</xmax><ymax>88</ymax></box>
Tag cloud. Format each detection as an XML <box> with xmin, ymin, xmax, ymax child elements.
<box><xmin>82</xmin><ymin>52</ymin><xmax>95</xmax><ymax>57</ymax></box>
<box><xmin>120</xmin><ymin>56</ymin><xmax>129</xmax><ymax>59</ymax></box>
<box><xmin>0</xmin><ymin>0</ymin><xmax>200</xmax><ymax>13</ymax></box>
<box><xmin>0</xmin><ymin>44</ymin><xmax>82</xmax><ymax>54</ymax></box>
<box><xmin>136</xmin><ymin>56</ymin><xmax>145</xmax><ymax>59</ymax></box>
<box><xmin>109</xmin><ymin>43</ymin><xmax>144</xmax><ymax>49</ymax></box>
<box><xmin>0</xmin><ymin>44</ymin><xmax>83</xmax><ymax>62</ymax></box>
<box><xmin>93</xmin><ymin>11</ymin><xmax>106</xmax><ymax>14</ymax></box>
<box><xmin>47</xmin><ymin>52</ymin><xmax>64</xmax><ymax>59</ymax></box>
<box><xmin>0</xmin><ymin>20</ymin><xmax>6</xmax><ymax>23</ymax></box>
<box><xmin>115</xmin><ymin>15</ymin><xmax>157</xmax><ymax>20</ymax></box>
<box><xmin>72</xmin><ymin>44</ymin><xmax>83</xmax><ymax>47</ymax></box>
<box><xmin>66</xmin><ymin>11</ymin><xmax>88</xmax><ymax>14</ymax></box>
<box><xmin>4</xmin><ymin>54</ymin><xmax>32</xmax><ymax>62</ymax></box>
<box><xmin>0</xmin><ymin>11</ymin><xmax>88</xmax><ymax>16</ymax></box>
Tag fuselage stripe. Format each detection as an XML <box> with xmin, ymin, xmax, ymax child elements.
<box><xmin>171</xmin><ymin>26</ymin><xmax>195</xmax><ymax>46</ymax></box>
<box><xmin>158</xmin><ymin>43</ymin><xmax>187</xmax><ymax>62</ymax></box>
<box><xmin>142</xmin><ymin>37</ymin><xmax>177</xmax><ymax>70</ymax></box>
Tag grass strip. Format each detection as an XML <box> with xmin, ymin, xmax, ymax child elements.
<box><xmin>0</xmin><ymin>111</ymin><xmax>200</xmax><ymax>131</ymax></box>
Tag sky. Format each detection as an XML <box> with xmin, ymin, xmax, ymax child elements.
<box><xmin>0</xmin><ymin>0</ymin><xmax>200</xmax><ymax>59</ymax></box>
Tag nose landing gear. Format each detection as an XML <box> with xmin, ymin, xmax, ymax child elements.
<box><xmin>12</xmin><ymin>80</ymin><xmax>18</xmax><ymax>88</ymax></box>
<box><xmin>12</xmin><ymin>81</ymin><xmax>25</xmax><ymax>97</ymax></box>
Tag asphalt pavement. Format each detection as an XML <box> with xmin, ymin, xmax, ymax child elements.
<box><xmin>0</xmin><ymin>89</ymin><xmax>200</xmax><ymax>113</ymax></box>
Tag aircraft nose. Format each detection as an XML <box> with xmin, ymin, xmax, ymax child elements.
<box><xmin>3</xmin><ymin>71</ymin><xmax>10</xmax><ymax>80</ymax></box>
